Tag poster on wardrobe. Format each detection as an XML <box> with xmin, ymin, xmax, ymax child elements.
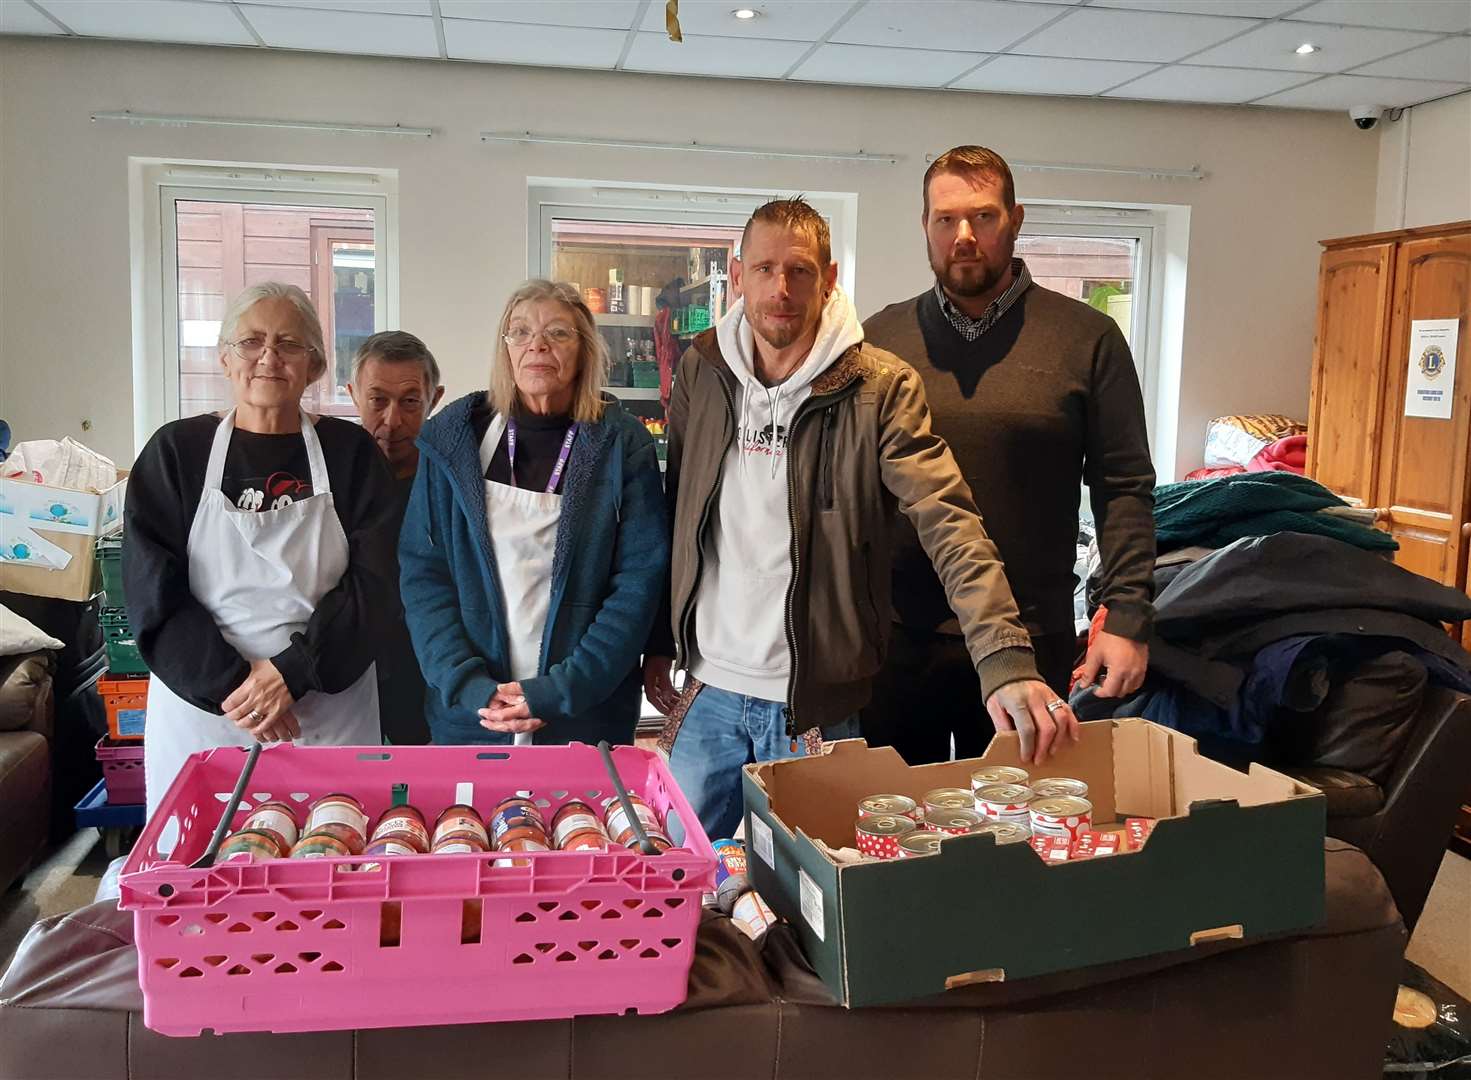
<box><xmin>1404</xmin><ymin>319</ymin><xmax>1460</xmax><ymax>420</ymax></box>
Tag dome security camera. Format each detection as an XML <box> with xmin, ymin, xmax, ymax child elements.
<box><xmin>1350</xmin><ymin>105</ymin><xmax>1385</xmax><ymax>130</ymax></box>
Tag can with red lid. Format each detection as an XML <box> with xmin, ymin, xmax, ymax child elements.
<box><xmin>603</xmin><ymin>794</ymin><xmax>673</xmax><ymax>850</ymax></box>
<box><xmin>1029</xmin><ymin>796</ymin><xmax>1093</xmax><ymax>842</ymax></box>
<box><xmin>240</xmin><ymin>801</ymin><xmax>300</xmax><ymax>852</ymax></box>
<box><xmin>370</xmin><ymin>805</ymin><xmax>429</xmax><ymax>853</ymax></box>
<box><xmin>898</xmin><ymin>832</ymin><xmax>944</xmax><ymax>858</ymax></box>
<box><xmin>855</xmin><ymin>814</ymin><xmax>915</xmax><ymax>859</ymax></box>
<box><xmin>434</xmin><ymin>804</ymin><xmax>489</xmax><ymax>848</ymax></box>
<box><xmin>305</xmin><ymin>793</ymin><xmax>368</xmax><ymax>850</ymax></box>
<box><xmin>921</xmin><ymin>788</ymin><xmax>974</xmax><ymax>817</ymax></box>
<box><xmin>551</xmin><ymin>801</ymin><xmax>608</xmax><ymax>850</ymax></box>
<box><xmin>924</xmin><ymin>808</ymin><xmax>983</xmax><ymax>836</ymax></box>
<box><xmin>857</xmin><ymin>794</ymin><xmax>921</xmax><ymax>823</ymax></box>
<box><xmin>214</xmin><ymin>829</ymin><xmax>284</xmax><ymax>864</ymax></box>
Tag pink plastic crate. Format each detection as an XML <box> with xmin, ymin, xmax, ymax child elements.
<box><xmin>118</xmin><ymin>743</ymin><xmax>716</xmax><ymax>1036</ymax></box>
<box><xmin>96</xmin><ymin>735</ymin><xmax>145</xmax><ymax>805</ymax></box>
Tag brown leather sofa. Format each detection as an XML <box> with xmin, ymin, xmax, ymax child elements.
<box><xmin>0</xmin><ymin>840</ymin><xmax>1403</xmax><ymax>1080</ymax></box>
<box><xmin>0</xmin><ymin>651</ymin><xmax>55</xmax><ymax>895</ymax></box>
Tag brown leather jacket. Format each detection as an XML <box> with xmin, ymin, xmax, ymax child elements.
<box><xmin>650</xmin><ymin>329</ymin><xmax>1038</xmax><ymax>734</ymax></box>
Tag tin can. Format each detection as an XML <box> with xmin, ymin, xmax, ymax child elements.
<box><xmin>300</xmin><ymin>821</ymin><xmax>365</xmax><ymax>856</ymax></box>
<box><xmin>603</xmin><ymin>794</ymin><xmax>673</xmax><ymax>850</ymax></box>
<box><xmin>1030</xmin><ymin>777</ymin><xmax>1089</xmax><ymax>800</ymax></box>
<box><xmin>551</xmin><ymin>801</ymin><xmax>607</xmax><ymax>849</ymax></box>
<box><xmin>489</xmin><ymin>798</ymin><xmax>546</xmax><ymax>846</ymax></box>
<box><xmin>240</xmin><ymin>801</ymin><xmax>300</xmax><ymax>852</ymax></box>
<box><xmin>305</xmin><ymin>793</ymin><xmax>368</xmax><ymax>849</ymax></box>
<box><xmin>924</xmin><ymin>807</ymin><xmax>983</xmax><ymax>836</ymax></box>
<box><xmin>290</xmin><ymin>831</ymin><xmax>354</xmax><ymax>859</ymax></box>
<box><xmin>494</xmin><ymin>835</ymin><xmax>550</xmax><ymax>867</ymax></box>
<box><xmin>434</xmin><ymin>804</ymin><xmax>489</xmax><ymax>848</ymax></box>
<box><xmin>729</xmin><ymin>889</ymin><xmax>778</xmax><ymax>942</ymax></box>
<box><xmin>364</xmin><ymin>835</ymin><xmax>420</xmax><ymax>859</ymax></box>
<box><xmin>431</xmin><ymin>831</ymin><xmax>490</xmax><ymax>854</ymax></box>
<box><xmin>972</xmin><ymin>820</ymin><xmax>1030</xmax><ymax>844</ymax></box>
<box><xmin>857</xmin><ymin>794</ymin><xmax>921</xmax><ymax>822</ymax></box>
<box><xmin>1029</xmin><ymin>796</ymin><xmax>1093</xmax><ymax>842</ymax></box>
<box><xmin>854</xmin><ymin>813</ymin><xmax>915</xmax><ymax>860</ymax></box>
<box><xmin>898</xmin><ymin>832</ymin><xmax>944</xmax><ymax>858</ymax></box>
<box><xmin>1125</xmin><ymin>817</ymin><xmax>1157</xmax><ymax>851</ymax></box>
<box><xmin>1029</xmin><ymin>834</ymin><xmax>1071</xmax><ymax>864</ymax></box>
<box><xmin>712</xmin><ymin>839</ymin><xmax>749</xmax><ymax>913</ymax></box>
<box><xmin>557</xmin><ymin>829</ymin><xmax>607</xmax><ymax>852</ymax></box>
<box><xmin>970</xmin><ymin>766</ymin><xmax>1029</xmax><ymax>792</ymax></box>
<box><xmin>921</xmin><ymin>787</ymin><xmax>974</xmax><ymax>817</ymax></box>
<box><xmin>370</xmin><ymin>805</ymin><xmax>429</xmax><ymax>853</ymax></box>
<box><xmin>975</xmin><ymin>783</ymin><xmax>1035</xmax><ymax>824</ymax></box>
<box><xmin>214</xmin><ymin>828</ymin><xmax>284</xmax><ymax>864</ymax></box>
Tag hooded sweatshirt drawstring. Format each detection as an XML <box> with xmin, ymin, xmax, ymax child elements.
<box><xmin>689</xmin><ymin>287</ymin><xmax>865</xmax><ymax>702</ymax></box>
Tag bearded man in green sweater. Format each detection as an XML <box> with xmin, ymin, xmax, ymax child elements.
<box><xmin>862</xmin><ymin>145</ymin><xmax>1157</xmax><ymax>765</ymax></box>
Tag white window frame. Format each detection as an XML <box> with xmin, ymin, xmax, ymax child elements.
<box><xmin>526</xmin><ymin>179</ymin><xmax>859</xmax><ymax>302</ymax></box>
<box><xmin>130</xmin><ymin>159</ymin><xmax>399</xmax><ymax>453</ymax></box>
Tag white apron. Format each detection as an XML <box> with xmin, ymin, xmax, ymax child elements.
<box><xmin>144</xmin><ymin>409</ymin><xmax>380</xmax><ymax>817</ymax></box>
<box><xmin>480</xmin><ymin>415</ymin><xmax>567</xmax><ymax>747</ymax></box>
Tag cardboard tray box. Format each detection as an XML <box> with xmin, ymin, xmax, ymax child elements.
<box><xmin>742</xmin><ymin>719</ymin><xmax>1325</xmax><ymax>1008</ymax></box>
<box><xmin>0</xmin><ymin>472</ymin><xmax>126</xmax><ymax>601</ymax></box>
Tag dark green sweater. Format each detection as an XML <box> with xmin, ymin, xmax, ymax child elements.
<box><xmin>864</xmin><ymin>285</ymin><xmax>1156</xmax><ymax>642</ymax></box>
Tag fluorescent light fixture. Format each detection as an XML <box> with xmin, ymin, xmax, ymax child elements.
<box><xmin>732</xmin><ymin>7</ymin><xmax>759</xmax><ymax>19</ymax></box>
<box><xmin>924</xmin><ymin>153</ymin><xmax>1204</xmax><ymax>181</ymax></box>
<box><xmin>1295</xmin><ymin>43</ymin><xmax>1320</xmax><ymax>55</ymax></box>
<box><xmin>91</xmin><ymin>111</ymin><xmax>432</xmax><ymax>138</ymax></box>
<box><xmin>483</xmin><ymin>130</ymin><xmax>900</xmax><ymax>165</ymax></box>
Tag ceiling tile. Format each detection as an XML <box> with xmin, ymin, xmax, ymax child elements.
<box><xmin>237</xmin><ymin>4</ymin><xmax>440</xmax><ymax>57</ymax></box>
<box><xmin>637</xmin><ymin>0</ymin><xmax>854</xmax><ymax>42</ymax></box>
<box><xmin>36</xmin><ymin>0</ymin><xmax>258</xmax><ymax>45</ymax></box>
<box><xmin>622</xmin><ymin>31</ymin><xmax>812</xmax><ymax>78</ymax></box>
<box><xmin>441</xmin><ymin>1</ymin><xmax>640</xmax><ymax>30</ymax></box>
<box><xmin>952</xmin><ymin>54</ymin><xmax>1159</xmax><ymax>94</ymax></box>
<box><xmin>831</xmin><ymin>1</ymin><xmax>1061</xmax><ymax>53</ymax></box>
<box><xmin>1254</xmin><ymin>72</ymin><xmax>1468</xmax><ymax>108</ymax></box>
<box><xmin>1352</xmin><ymin>35</ymin><xmax>1471</xmax><ymax>82</ymax></box>
<box><xmin>1190</xmin><ymin>20</ymin><xmax>1441</xmax><ymax>72</ymax></box>
<box><xmin>791</xmin><ymin>42</ymin><xmax>988</xmax><ymax>87</ymax></box>
<box><xmin>1</xmin><ymin>3</ymin><xmax>66</xmax><ymax>34</ymax></box>
<box><xmin>443</xmin><ymin>18</ymin><xmax>624</xmax><ymax>67</ymax></box>
<box><xmin>1018</xmin><ymin>7</ymin><xmax>1252</xmax><ymax>63</ymax></box>
<box><xmin>1090</xmin><ymin>0</ymin><xmax>1302</xmax><ymax>15</ymax></box>
<box><xmin>1292</xmin><ymin>0</ymin><xmax>1471</xmax><ymax>34</ymax></box>
<box><xmin>206</xmin><ymin>0</ymin><xmax>432</xmax><ymax>14</ymax></box>
<box><xmin>1104</xmin><ymin>63</ymin><xmax>1317</xmax><ymax>102</ymax></box>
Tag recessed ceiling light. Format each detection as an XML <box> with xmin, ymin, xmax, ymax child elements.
<box><xmin>732</xmin><ymin>7</ymin><xmax>759</xmax><ymax>19</ymax></box>
<box><xmin>1295</xmin><ymin>43</ymin><xmax>1321</xmax><ymax>55</ymax></box>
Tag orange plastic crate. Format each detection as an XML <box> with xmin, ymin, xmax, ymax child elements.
<box><xmin>97</xmin><ymin>673</ymin><xmax>148</xmax><ymax>741</ymax></box>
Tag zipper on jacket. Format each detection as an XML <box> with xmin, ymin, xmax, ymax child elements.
<box><xmin>675</xmin><ymin>373</ymin><xmax>738</xmax><ymax>667</ymax></box>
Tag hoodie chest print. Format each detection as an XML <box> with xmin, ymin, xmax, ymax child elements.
<box><xmin>742</xmin><ymin>418</ymin><xmax>789</xmax><ymax>459</ymax></box>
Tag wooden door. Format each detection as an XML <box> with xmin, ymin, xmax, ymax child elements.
<box><xmin>1374</xmin><ymin>230</ymin><xmax>1471</xmax><ymax>584</ymax></box>
<box><xmin>1306</xmin><ymin>242</ymin><xmax>1396</xmax><ymax>506</ymax></box>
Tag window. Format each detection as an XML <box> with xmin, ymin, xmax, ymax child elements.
<box><xmin>134</xmin><ymin>163</ymin><xmax>397</xmax><ymax>445</ymax></box>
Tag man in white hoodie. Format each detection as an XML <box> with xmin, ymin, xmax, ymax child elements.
<box><xmin>645</xmin><ymin>198</ymin><xmax>1075</xmax><ymax>841</ymax></box>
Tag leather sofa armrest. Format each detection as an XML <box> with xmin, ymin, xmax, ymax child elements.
<box><xmin>0</xmin><ymin>651</ymin><xmax>56</xmax><ymax>741</ymax></box>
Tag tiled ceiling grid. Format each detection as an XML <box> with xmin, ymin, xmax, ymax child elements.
<box><xmin>2</xmin><ymin>0</ymin><xmax>1468</xmax><ymax>110</ymax></box>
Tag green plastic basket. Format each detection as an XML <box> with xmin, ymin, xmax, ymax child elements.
<box><xmin>100</xmin><ymin>606</ymin><xmax>148</xmax><ymax>676</ymax></box>
<box><xmin>631</xmin><ymin>361</ymin><xmax>660</xmax><ymax>389</ymax></box>
<box><xmin>96</xmin><ymin>536</ymin><xmax>125</xmax><ymax>607</ymax></box>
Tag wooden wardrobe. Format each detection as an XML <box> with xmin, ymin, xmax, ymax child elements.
<box><xmin>1307</xmin><ymin>220</ymin><xmax>1471</xmax><ymax>596</ymax></box>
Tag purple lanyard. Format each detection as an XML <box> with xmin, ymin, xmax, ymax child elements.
<box><xmin>506</xmin><ymin>418</ymin><xmax>578</xmax><ymax>494</ymax></box>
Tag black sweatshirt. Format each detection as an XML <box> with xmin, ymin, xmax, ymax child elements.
<box><xmin>123</xmin><ymin>413</ymin><xmax>398</xmax><ymax>713</ymax></box>
<box><xmin>472</xmin><ymin>403</ymin><xmax>576</xmax><ymax>493</ymax></box>
<box><xmin>864</xmin><ymin>285</ymin><xmax>1156</xmax><ymax>643</ymax></box>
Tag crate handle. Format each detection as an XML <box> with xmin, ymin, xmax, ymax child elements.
<box><xmin>357</xmin><ymin>751</ymin><xmax>393</xmax><ymax>761</ymax></box>
<box><xmin>597</xmin><ymin>740</ymin><xmax>660</xmax><ymax>856</ymax></box>
<box><xmin>476</xmin><ymin>751</ymin><xmax>511</xmax><ymax>760</ymax></box>
<box><xmin>190</xmin><ymin>743</ymin><xmax>262</xmax><ymax>869</ymax></box>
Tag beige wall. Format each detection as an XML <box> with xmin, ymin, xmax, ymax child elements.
<box><xmin>1</xmin><ymin>38</ymin><xmax>1379</xmax><ymax>477</ymax></box>
<box><xmin>1375</xmin><ymin>92</ymin><xmax>1471</xmax><ymax>232</ymax></box>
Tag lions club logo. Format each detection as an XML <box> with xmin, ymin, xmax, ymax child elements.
<box><xmin>1419</xmin><ymin>345</ymin><xmax>1447</xmax><ymax>380</ymax></box>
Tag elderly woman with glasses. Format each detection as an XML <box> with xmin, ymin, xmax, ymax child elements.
<box><xmin>125</xmin><ymin>281</ymin><xmax>397</xmax><ymax>815</ymax></box>
<box><xmin>400</xmin><ymin>279</ymin><xmax>669</xmax><ymax>747</ymax></box>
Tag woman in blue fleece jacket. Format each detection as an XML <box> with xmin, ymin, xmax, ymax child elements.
<box><xmin>399</xmin><ymin>280</ymin><xmax>668</xmax><ymax>746</ymax></box>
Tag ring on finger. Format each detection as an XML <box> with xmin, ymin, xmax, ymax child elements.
<box><xmin>1044</xmin><ymin>699</ymin><xmax>1067</xmax><ymax>714</ymax></box>
<box><xmin>249</xmin><ymin>708</ymin><xmax>265</xmax><ymax>722</ymax></box>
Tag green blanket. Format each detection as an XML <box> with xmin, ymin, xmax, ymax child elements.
<box><xmin>1155</xmin><ymin>472</ymin><xmax>1398</xmax><ymax>553</ymax></box>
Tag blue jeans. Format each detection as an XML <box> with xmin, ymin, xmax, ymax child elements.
<box><xmin>667</xmin><ymin>683</ymin><xmax>859</xmax><ymax>843</ymax></box>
